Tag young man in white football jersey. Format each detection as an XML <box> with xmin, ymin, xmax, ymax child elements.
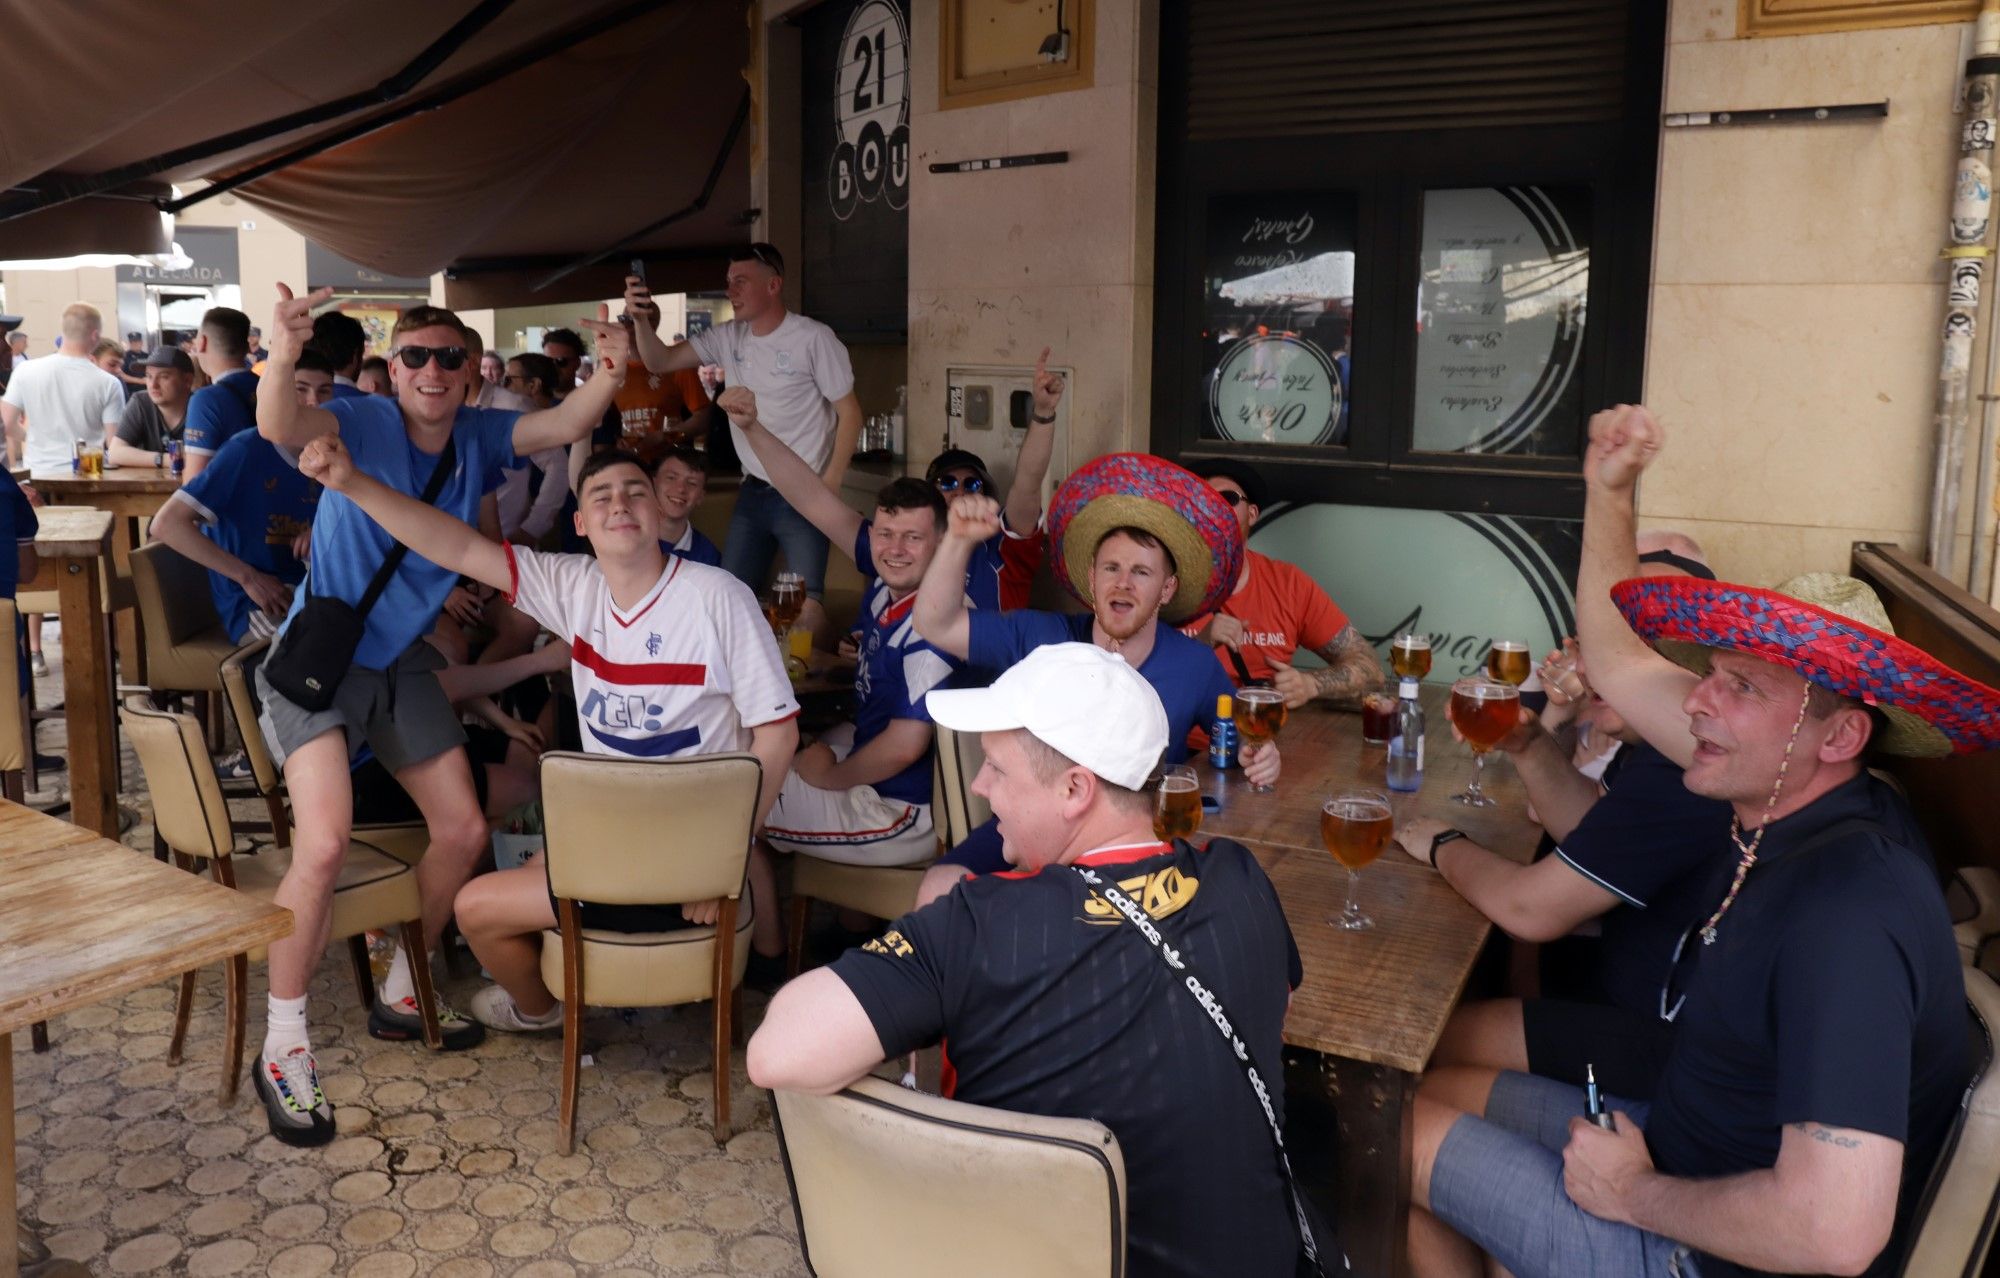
<box><xmin>298</xmin><ymin>438</ymin><xmax>800</xmax><ymax>1032</ymax></box>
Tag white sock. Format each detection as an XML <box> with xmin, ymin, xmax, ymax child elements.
<box><xmin>378</xmin><ymin>944</ymin><xmax>415</xmax><ymax>1008</ymax></box>
<box><xmin>263</xmin><ymin>994</ymin><xmax>310</xmax><ymax>1062</ymax></box>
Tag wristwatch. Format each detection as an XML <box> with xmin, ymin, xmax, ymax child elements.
<box><xmin>1030</xmin><ymin>410</ymin><xmax>1057</xmax><ymax>425</ymax></box>
<box><xmin>1427</xmin><ymin>828</ymin><xmax>1468</xmax><ymax>868</ymax></box>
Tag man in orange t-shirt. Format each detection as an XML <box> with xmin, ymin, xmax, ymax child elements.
<box><xmin>613</xmin><ymin>354</ymin><xmax>710</xmax><ymax>456</ymax></box>
<box><xmin>1180</xmin><ymin>457</ymin><xmax>1386</xmax><ymax>709</ymax></box>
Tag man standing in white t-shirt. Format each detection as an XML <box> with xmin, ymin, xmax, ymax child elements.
<box><xmin>0</xmin><ymin>302</ymin><xmax>123</xmax><ymax>470</ymax></box>
<box><xmin>624</xmin><ymin>245</ymin><xmax>861</xmax><ymax>621</ymax></box>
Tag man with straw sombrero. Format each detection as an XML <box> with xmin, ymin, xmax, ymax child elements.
<box><xmin>1407</xmin><ymin>404</ymin><xmax>1999</xmax><ymax>1278</ymax></box>
<box><xmin>912</xmin><ymin>453</ymin><xmax>1278</xmax><ymax>906</ymax></box>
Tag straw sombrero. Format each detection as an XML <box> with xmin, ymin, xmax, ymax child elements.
<box><xmin>1611</xmin><ymin>572</ymin><xmax>2000</xmax><ymax>757</ymax></box>
<box><xmin>1045</xmin><ymin>453</ymin><xmax>1243</xmax><ymax>625</ymax></box>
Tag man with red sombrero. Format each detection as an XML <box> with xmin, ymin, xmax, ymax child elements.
<box><xmin>1407</xmin><ymin>404</ymin><xmax>1997</xmax><ymax>1278</ymax></box>
<box><xmin>912</xmin><ymin>453</ymin><xmax>1277</xmax><ymax>905</ymax></box>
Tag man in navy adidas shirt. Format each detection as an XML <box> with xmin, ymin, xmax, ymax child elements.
<box><xmin>752</xmin><ymin>642</ymin><xmax>1317</xmax><ymax>1277</ymax></box>
<box><xmin>245</xmin><ymin>284</ymin><xmax>634</xmax><ymax>1149</ymax></box>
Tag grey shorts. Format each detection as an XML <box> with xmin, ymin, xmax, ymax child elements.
<box><xmin>255</xmin><ymin>639</ymin><xmax>466</xmax><ymax>774</ymax></box>
<box><xmin>1429</xmin><ymin>1070</ymin><xmax>1701</xmax><ymax>1278</ymax></box>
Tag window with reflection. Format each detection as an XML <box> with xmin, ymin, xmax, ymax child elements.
<box><xmin>1411</xmin><ymin>186</ymin><xmax>1591</xmax><ymax>458</ymax></box>
<box><xmin>1200</xmin><ymin>192</ymin><xmax>1357</xmax><ymax>448</ymax></box>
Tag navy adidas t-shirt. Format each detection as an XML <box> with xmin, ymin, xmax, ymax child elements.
<box><xmin>833</xmin><ymin>837</ymin><xmax>1306</xmax><ymax>1278</ymax></box>
<box><xmin>1645</xmin><ymin>773</ymin><xmax>1971</xmax><ymax>1278</ymax></box>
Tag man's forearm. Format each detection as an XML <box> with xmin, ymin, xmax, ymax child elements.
<box><xmin>1005</xmin><ymin>421</ymin><xmax>1057</xmax><ymax>534</ymax></box>
<box><xmin>1309</xmin><ymin>635</ymin><xmax>1386</xmax><ymax>707</ymax></box>
<box><xmin>1622</xmin><ymin>1167</ymin><xmax>1848</xmax><ymax>1274</ymax></box>
<box><xmin>339</xmin><ymin>472</ymin><xmax>509</xmax><ymax>594</ymax></box>
<box><xmin>749</xmin><ymin>719</ymin><xmax>800</xmax><ymax>833</ymax></box>
<box><xmin>106</xmin><ymin>438</ymin><xmax>165</xmax><ymax>471</ymax></box>
<box><xmin>1432</xmin><ymin>839</ymin><xmax>1564</xmax><ymax>943</ymax></box>
<box><xmin>149</xmin><ymin>504</ymin><xmax>257</xmax><ymax>591</ymax></box>
<box><xmin>819</xmin><ymin>725</ymin><xmax>929</xmax><ymax>791</ymax></box>
<box><xmin>1510</xmin><ymin>729</ymin><xmax>1602</xmax><ymax>842</ymax></box>
<box><xmin>912</xmin><ymin>535</ymin><xmax>979</xmax><ymax>660</ymax></box>
<box><xmin>255</xmin><ymin>357</ymin><xmax>313</xmax><ymax>448</ymax></box>
<box><xmin>513</xmin><ymin>373</ymin><xmax>617</xmax><ymax>456</ymax></box>
<box><xmin>1575</xmin><ymin>482</ymin><xmax>1652</xmax><ymax>680</ymax></box>
<box><xmin>821</xmin><ymin>396</ymin><xmax>861</xmax><ymax>490</ymax></box>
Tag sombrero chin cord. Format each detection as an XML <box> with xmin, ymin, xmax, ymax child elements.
<box><xmin>1699</xmin><ymin>681</ymin><xmax>1813</xmax><ymax>946</ymax></box>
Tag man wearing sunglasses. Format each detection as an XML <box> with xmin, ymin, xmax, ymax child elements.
<box><xmin>1179</xmin><ymin>457</ymin><xmax>1384</xmax><ymax>710</ymax></box>
<box><xmin>623</xmin><ymin>245</ymin><xmax>861</xmax><ymax>624</ymax></box>
<box><xmin>245</xmin><ymin>285</ymin><xmax>633</xmax><ymax>1149</ymax></box>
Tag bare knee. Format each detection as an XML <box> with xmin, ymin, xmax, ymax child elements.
<box><xmin>1433</xmin><ymin>998</ymin><xmax>1527</xmax><ymax>1073</ymax></box>
<box><xmin>454</xmin><ymin>869</ymin><xmax>548</xmax><ymax>941</ymax></box>
<box><xmin>1419</xmin><ymin>1065</ymin><xmax>1502</xmax><ymax>1119</ymax></box>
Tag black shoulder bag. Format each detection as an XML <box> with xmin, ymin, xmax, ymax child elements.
<box><xmin>1071</xmin><ymin>861</ymin><xmax>1348</xmax><ymax>1275</ymax></box>
<box><xmin>262</xmin><ymin>436</ymin><xmax>457</xmax><ymax>711</ymax></box>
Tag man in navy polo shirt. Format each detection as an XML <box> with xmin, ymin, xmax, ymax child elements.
<box><xmin>750</xmin><ymin>643</ymin><xmax>1320</xmax><ymax>1278</ymax></box>
<box><xmin>244</xmin><ymin>284</ymin><xmax>634</xmax><ymax>1149</ymax></box>
<box><xmin>149</xmin><ymin>428</ymin><xmax>316</xmax><ymax>643</ymax></box>
<box><xmin>0</xmin><ymin>466</ymin><xmax>36</xmax><ymax>698</ymax></box>
<box><xmin>181</xmin><ymin>306</ymin><xmax>259</xmax><ymax>480</ymax></box>
<box><xmin>1407</xmin><ymin>404</ymin><xmax>1994</xmax><ymax>1278</ymax></box>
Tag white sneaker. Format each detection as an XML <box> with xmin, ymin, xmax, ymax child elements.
<box><xmin>469</xmin><ymin>984</ymin><xmax>563</xmax><ymax>1033</ymax></box>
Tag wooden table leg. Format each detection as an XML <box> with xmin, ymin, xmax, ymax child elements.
<box><xmin>4</xmin><ymin>1029</ymin><xmax>19</xmax><ymax>1278</ymax></box>
<box><xmin>56</xmin><ymin>559</ymin><xmax>115</xmax><ymax>836</ymax></box>
<box><xmin>110</xmin><ymin>517</ymin><xmax>141</xmax><ymax>688</ymax></box>
<box><xmin>1287</xmin><ymin>1050</ymin><xmax>1417</xmax><ymax>1278</ymax></box>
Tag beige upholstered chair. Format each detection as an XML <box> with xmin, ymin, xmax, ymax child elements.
<box><xmin>1901</xmin><ymin>966</ymin><xmax>2000</xmax><ymax>1276</ymax></box>
<box><xmin>122</xmin><ymin>698</ymin><xmax>442</xmax><ymax>1102</ymax></box>
<box><xmin>130</xmin><ymin>541</ymin><xmax>236</xmax><ymax>716</ymax></box>
<box><xmin>772</xmin><ymin>1075</ymin><xmax>1127</xmax><ymax>1278</ymax></box>
<box><xmin>218</xmin><ymin>639</ymin><xmax>429</xmax><ymax>864</ymax></box>
<box><xmin>932</xmin><ymin>721</ymin><xmax>991</xmax><ymax>849</ymax></box>
<box><xmin>537</xmin><ymin>750</ymin><xmax>760</xmax><ymax>1151</ymax></box>
<box><xmin>1948</xmin><ymin>867</ymin><xmax>2000</xmax><ymax>969</ymax></box>
<box><xmin>0</xmin><ymin>596</ymin><xmax>51</xmax><ymax>1054</ymax></box>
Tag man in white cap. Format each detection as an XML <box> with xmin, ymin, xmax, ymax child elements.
<box><xmin>749</xmin><ymin>642</ymin><xmax>1325</xmax><ymax>1278</ymax></box>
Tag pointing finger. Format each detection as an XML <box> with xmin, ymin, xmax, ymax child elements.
<box><xmin>1035</xmin><ymin>346</ymin><xmax>1050</xmax><ymax>378</ymax></box>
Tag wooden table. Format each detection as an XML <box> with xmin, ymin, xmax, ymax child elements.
<box><xmin>1200</xmin><ymin>685</ymin><xmax>1542</xmax><ymax>1278</ymax></box>
<box><xmin>0</xmin><ymin>800</ymin><xmax>291</xmax><ymax>1277</ymax></box>
<box><xmin>29</xmin><ymin>468</ymin><xmax>179</xmax><ymax>685</ymax></box>
<box><xmin>24</xmin><ymin>510</ymin><xmax>117</xmax><ymax>836</ymax></box>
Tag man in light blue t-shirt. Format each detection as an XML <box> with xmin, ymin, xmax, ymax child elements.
<box><xmin>243</xmin><ymin>283</ymin><xmax>635</xmax><ymax>1150</ymax></box>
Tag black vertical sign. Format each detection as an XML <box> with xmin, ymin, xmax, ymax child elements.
<box><xmin>801</xmin><ymin>0</ymin><xmax>910</xmax><ymax>338</ymax></box>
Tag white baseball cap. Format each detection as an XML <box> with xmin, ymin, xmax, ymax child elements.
<box><xmin>925</xmin><ymin>643</ymin><xmax>1169</xmax><ymax>790</ymax></box>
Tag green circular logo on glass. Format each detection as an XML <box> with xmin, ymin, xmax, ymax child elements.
<box><xmin>1209</xmin><ymin>334</ymin><xmax>1343</xmax><ymax>446</ymax></box>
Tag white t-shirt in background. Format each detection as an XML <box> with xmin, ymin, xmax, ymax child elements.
<box><xmin>688</xmin><ymin>312</ymin><xmax>854</xmax><ymax>482</ymax></box>
<box><xmin>2</xmin><ymin>356</ymin><xmax>123</xmax><ymax>470</ymax></box>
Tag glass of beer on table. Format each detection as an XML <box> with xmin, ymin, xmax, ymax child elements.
<box><xmin>1153</xmin><ymin>765</ymin><xmax>1202</xmax><ymax>842</ymax></box>
<box><xmin>1390</xmin><ymin>632</ymin><xmax>1432</xmax><ymax>681</ymax></box>
<box><xmin>1446</xmin><ymin>676</ymin><xmax>1521</xmax><ymax>807</ymax></box>
<box><xmin>766</xmin><ymin>571</ymin><xmax>805</xmax><ymax>637</ymax></box>
<box><xmin>1322</xmin><ymin>789</ymin><xmax>1393</xmax><ymax>930</ymax></box>
<box><xmin>1485</xmin><ymin>640</ymin><xmax>1531</xmax><ymax>686</ymax></box>
<box><xmin>1233</xmin><ymin>686</ymin><xmax>1287</xmax><ymax>793</ymax></box>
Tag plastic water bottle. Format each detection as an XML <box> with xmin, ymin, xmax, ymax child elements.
<box><xmin>1208</xmin><ymin>693</ymin><xmax>1238</xmax><ymax>770</ymax></box>
<box><xmin>1386</xmin><ymin>678</ymin><xmax>1424</xmax><ymax>793</ymax></box>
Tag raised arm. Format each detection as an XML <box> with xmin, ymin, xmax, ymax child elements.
<box><xmin>913</xmin><ymin>495</ymin><xmax>996</xmax><ymax>662</ymax></box>
<box><xmin>622</xmin><ymin>276</ymin><xmax>702</xmax><ymax>375</ymax></box>
<box><xmin>510</xmin><ymin>307</ymin><xmax>630</xmax><ymax>456</ymax></box>
<box><xmin>1574</xmin><ymin>405</ymin><xmax>1699</xmax><ymax>769</ymax></box>
<box><xmin>256</xmin><ymin>283</ymin><xmax>341</xmax><ymax>450</ymax></box>
<box><xmin>299</xmin><ymin>434</ymin><xmax>511</xmax><ymax>595</ymax></box>
<box><xmin>1004</xmin><ymin>346</ymin><xmax>1064</xmax><ymax>534</ymax></box>
<box><xmin>718</xmin><ymin>388</ymin><xmax>864</xmax><ymax>553</ymax></box>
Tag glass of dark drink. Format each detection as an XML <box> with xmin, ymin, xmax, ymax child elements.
<box><xmin>1233</xmin><ymin>686</ymin><xmax>1287</xmax><ymax>793</ymax></box>
<box><xmin>1321</xmin><ymin>789</ymin><xmax>1393</xmax><ymax>930</ymax></box>
<box><xmin>1446</xmin><ymin>677</ymin><xmax>1520</xmax><ymax>808</ymax></box>
<box><xmin>1152</xmin><ymin>766</ymin><xmax>1202</xmax><ymax>842</ymax></box>
<box><xmin>1360</xmin><ymin>692</ymin><xmax>1397</xmax><ymax>745</ymax></box>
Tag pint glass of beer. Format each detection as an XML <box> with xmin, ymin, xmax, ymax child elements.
<box><xmin>1485</xmin><ymin>640</ymin><xmax>1531</xmax><ymax>686</ymax></box>
<box><xmin>1234</xmin><ymin>686</ymin><xmax>1287</xmax><ymax>793</ymax></box>
<box><xmin>79</xmin><ymin>444</ymin><xmax>105</xmax><ymax>479</ymax></box>
<box><xmin>1321</xmin><ymin>789</ymin><xmax>1393</xmax><ymax>930</ymax></box>
<box><xmin>1390</xmin><ymin>632</ymin><xmax>1432</xmax><ymax>681</ymax></box>
<box><xmin>1446</xmin><ymin>677</ymin><xmax>1521</xmax><ymax>808</ymax></box>
<box><xmin>1153</xmin><ymin>766</ymin><xmax>1202</xmax><ymax>842</ymax></box>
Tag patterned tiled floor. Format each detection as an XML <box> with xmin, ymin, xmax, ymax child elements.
<box><xmin>13</xmin><ymin>637</ymin><xmax>811</xmax><ymax>1276</ymax></box>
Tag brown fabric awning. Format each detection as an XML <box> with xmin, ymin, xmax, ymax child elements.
<box><xmin>0</xmin><ymin>0</ymin><xmax>752</xmax><ymax>303</ymax></box>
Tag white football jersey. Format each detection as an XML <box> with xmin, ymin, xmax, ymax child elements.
<box><xmin>503</xmin><ymin>546</ymin><xmax>798</xmax><ymax>758</ymax></box>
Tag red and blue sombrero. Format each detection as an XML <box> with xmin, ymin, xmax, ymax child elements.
<box><xmin>1611</xmin><ymin>571</ymin><xmax>2000</xmax><ymax>757</ymax></box>
<box><xmin>1046</xmin><ymin>453</ymin><xmax>1244</xmax><ymax>625</ymax></box>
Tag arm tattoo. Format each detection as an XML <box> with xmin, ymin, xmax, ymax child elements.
<box><xmin>1308</xmin><ymin>624</ymin><xmax>1387</xmax><ymax>706</ymax></box>
<box><xmin>1792</xmin><ymin>1122</ymin><xmax>1862</xmax><ymax>1149</ymax></box>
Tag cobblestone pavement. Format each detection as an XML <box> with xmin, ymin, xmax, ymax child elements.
<box><xmin>13</xmin><ymin>639</ymin><xmax>812</xmax><ymax>1276</ymax></box>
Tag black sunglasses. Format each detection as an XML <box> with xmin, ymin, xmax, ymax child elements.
<box><xmin>744</xmin><ymin>242</ymin><xmax>784</xmax><ymax>273</ymax></box>
<box><xmin>390</xmin><ymin>344</ymin><xmax>468</xmax><ymax>371</ymax></box>
<box><xmin>934</xmin><ymin>474</ymin><xmax>986</xmax><ymax>494</ymax></box>
<box><xmin>1212</xmin><ymin>489</ymin><xmax>1248</xmax><ymax>508</ymax></box>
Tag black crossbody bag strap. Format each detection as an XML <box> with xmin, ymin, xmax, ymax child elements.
<box><xmin>1071</xmin><ymin>862</ymin><xmax>1347</xmax><ymax>1275</ymax></box>
<box><xmin>323</xmin><ymin>435</ymin><xmax>456</xmax><ymax>615</ymax></box>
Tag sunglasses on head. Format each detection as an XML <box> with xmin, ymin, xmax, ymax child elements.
<box><xmin>744</xmin><ymin>242</ymin><xmax>784</xmax><ymax>274</ymax></box>
<box><xmin>934</xmin><ymin>473</ymin><xmax>986</xmax><ymax>494</ymax></box>
<box><xmin>390</xmin><ymin>344</ymin><xmax>468</xmax><ymax>371</ymax></box>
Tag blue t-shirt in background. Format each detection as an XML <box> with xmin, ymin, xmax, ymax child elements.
<box><xmin>278</xmin><ymin>396</ymin><xmax>519</xmax><ymax>670</ymax></box>
<box><xmin>966</xmin><ymin>609</ymin><xmax>1233</xmax><ymax>764</ymax></box>
<box><xmin>851</xmin><ymin>522</ymin><xmax>960</xmax><ymax>806</ymax></box>
<box><xmin>0</xmin><ymin>468</ymin><xmax>37</xmax><ymax>695</ymax></box>
<box><xmin>329</xmin><ymin>381</ymin><xmax>368</xmax><ymax>400</ymax></box>
<box><xmin>183</xmin><ymin>370</ymin><xmax>259</xmax><ymax>457</ymax></box>
<box><xmin>176</xmin><ymin>431</ymin><xmax>318</xmax><ymax>642</ymax></box>
<box><xmin>663</xmin><ymin>524</ymin><xmax>722</xmax><ymax>568</ymax></box>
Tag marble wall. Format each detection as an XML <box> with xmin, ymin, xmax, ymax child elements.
<box><xmin>1644</xmin><ymin>3</ymin><xmax>1971</xmax><ymax>586</ymax></box>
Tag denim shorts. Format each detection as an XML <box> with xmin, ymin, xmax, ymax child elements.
<box><xmin>1429</xmin><ymin>1070</ymin><xmax>1701</xmax><ymax>1278</ymax></box>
